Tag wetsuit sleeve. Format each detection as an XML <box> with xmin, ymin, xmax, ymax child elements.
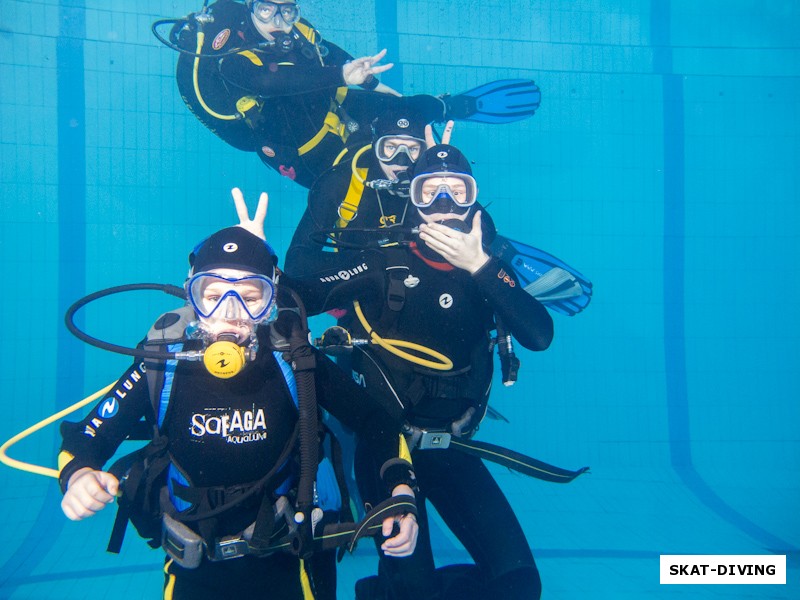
<box><xmin>283</xmin><ymin>175</ymin><xmax>388</xmax><ymax>315</ymax></box>
<box><xmin>318</xmin><ymin>38</ymin><xmax>354</xmax><ymax>66</ymax></box>
<box><xmin>472</xmin><ymin>256</ymin><xmax>554</xmax><ymax>351</ymax></box>
<box><xmin>314</xmin><ymin>353</ymin><xmax>415</xmax><ymax>494</ymax></box>
<box><xmin>219</xmin><ymin>50</ymin><xmax>346</xmax><ymax>97</ymax></box>
<box><xmin>58</xmin><ymin>360</ymin><xmax>151</xmax><ymax>492</ymax></box>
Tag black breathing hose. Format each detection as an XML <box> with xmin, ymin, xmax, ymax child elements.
<box><xmin>64</xmin><ymin>283</ymin><xmax>187</xmax><ymax>360</ymax></box>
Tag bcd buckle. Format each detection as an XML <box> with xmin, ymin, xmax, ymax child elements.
<box><xmin>417</xmin><ymin>430</ymin><xmax>451</xmax><ymax>450</ymax></box>
<box><xmin>212</xmin><ymin>537</ymin><xmax>250</xmax><ymax>561</ymax></box>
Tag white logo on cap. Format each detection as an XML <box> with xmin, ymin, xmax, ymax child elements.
<box><xmin>397</xmin><ymin>118</ymin><xmax>409</xmax><ymax>128</ymax></box>
<box><xmin>223</xmin><ymin>243</ymin><xmax>239</xmax><ymax>253</ymax></box>
<box><xmin>437</xmin><ymin>151</ymin><xmax>449</xmax><ymax>159</ymax></box>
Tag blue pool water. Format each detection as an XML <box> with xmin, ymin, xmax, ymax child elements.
<box><xmin>1</xmin><ymin>0</ymin><xmax>798</xmax><ymax>598</ymax></box>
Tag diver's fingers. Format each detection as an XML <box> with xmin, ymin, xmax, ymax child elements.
<box><xmin>470</xmin><ymin>211</ymin><xmax>483</xmax><ymax>244</ymax></box>
<box><xmin>424</xmin><ymin>124</ymin><xmax>436</xmax><ymax>148</ymax></box>
<box><xmin>381</xmin><ymin>514</ymin><xmax>395</xmax><ymax>538</ymax></box>
<box><xmin>62</xmin><ymin>494</ymin><xmax>93</xmax><ymax>521</ymax></box>
<box><xmin>420</xmin><ymin>222</ymin><xmax>462</xmax><ymax>242</ymax></box>
<box><xmin>81</xmin><ymin>472</ymin><xmax>117</xmax><ymax>504</ymax></box>
<box><xmin>231</xmin><ymin>187</ymin><xmax>250</xmax><ymax>222</ymax></box>
<box><xmin>418</xmin><ymin>228</ymin><xmax>458</xmax><ymax>256</ymax></box>
<box><xmin>369</xmin><ymin>62</ymin><xmax>394</xmax><ymax>75</ymax></box>
<box><xmin>370</xmin><ymin>48</ymin><xmax>388</xmax><ymax>63</ymax></box>
<box><xmin>253</xmin><ymin>192</ymin><xmax>269</xmax><ymax>228</ymax></box>
<box><xmin>380</xmin><ymin>514</ymin><xmax>418</xmax><ymax>557</ymax></box>
<box><xmin>440</xmin><ymin>120</ymin><xmax>455</xmax><ymax>145</ymax></box>
<box><xmin>62</xmin><ymin>471</ymin><xmax>117</xmax><ymax>520</ymax></box>
<box><xmin>96</xmin><ymin>471</ymin><xmax>120</xmax><ymax>497</ymax></box>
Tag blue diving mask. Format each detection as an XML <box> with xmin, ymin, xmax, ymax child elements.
<box><xmin>251</xmin><ymin>1</ymin><xmax>300</xmax><ymax>27</ymax></box>
<box><xmin>188</xmin><ymin>272</ymin><xmax>276</xmax><ymax>322</ymax></box>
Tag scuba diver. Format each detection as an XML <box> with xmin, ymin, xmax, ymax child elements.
<box><xmin>58</xmin><ymin>190</ymin><xmax>418</xmax><ymax>600</ymax></box>
<box><xmin>287</xmin><ymin>104</ymin><xmax>429</xmax><ymax>266</ymax></box>
<box><xmin>283</xmin><ymin>127</ymin><xmax>587</xmax><ymax>599</ymax></box>
<box><xmin>158</xmin><ymin>0</ymin><xmax>542</xmax><ymax>188</ymax></box>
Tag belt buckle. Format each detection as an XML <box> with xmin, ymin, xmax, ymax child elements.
<box><xmin>213</xmin><ymin>538</ymin><xmax>250</xmax><ymax>561</ymax></box>
<box><xmin>417</xmin><ymin>430</ymin><xmax>451</xmax><ymax>450</ymax></box>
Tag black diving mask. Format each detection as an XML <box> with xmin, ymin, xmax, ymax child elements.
<box><xmin>251</xmin><ymin>1</ymin><xmax>300</xmax><ymax>27</ymax></box>
<box><xmin>375</xmin><ymin>135</ymin><xmax>424</xmax><ymax>165</ymax></box>
<box><xmin>410</xmin><ymin>172</ymin><xmax>478</xmax><ymax>209</ymax></box>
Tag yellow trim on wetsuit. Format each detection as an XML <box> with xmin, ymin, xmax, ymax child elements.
<box><xmin>239</xmin><ymin>49</ymin><xmax>263</xmax><ymax>66</ymax></box>
<box><xmin>298</xmin><ymin>87</ymin><xmax>350</xmax><ymax>156</ymax></box>
<box><xmin>295</xmin><ymin>21</ymin><xmax>317</xmax><ymax>45</ymax></box>
<box><xmin>399</xmin><ymin>435</ymin><xmax>412</xmax><ymax>463</ymax></box>
<box><xmin>163</xmin><ymin>559</ymin><xmax>176</xmax><ymax>599</ymax></box>
<box><xmin>58</xmin><ymin>451</ymin><xmax>74</xmax><ymax>473</ymax></box>
<box><xmin>300</xmin><ymin>558</ymin><xmax>315</xmax><ymax>599</ymax></box>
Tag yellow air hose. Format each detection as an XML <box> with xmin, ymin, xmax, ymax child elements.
<box><xmin>0</xmin><ymin>382</ymin><xmax>116</xmax><ymax>478</ymax></box>
<box><xmin>347</xmin><ymin>144</ymin><xmax>372</xmax><ymax>179</ymax></box>
<box><xmin>193</xmin><ymin>30</ymin><xmax>238</xmax><ymax>120</ymax></box>
<box><xmin>352</xmin><ymin>301</ymin><xmax>453</xmax><ymax>371</ymax></box>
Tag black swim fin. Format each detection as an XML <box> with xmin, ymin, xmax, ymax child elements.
<box><xmin>442</xmin><ymin>79</ymin><xmax>541</xmax><ymax>124</ymax></box>
<box><xmin>490</xmin><ymin>234</ymin><xmax>593</xmax><ymax>316</ymax></box>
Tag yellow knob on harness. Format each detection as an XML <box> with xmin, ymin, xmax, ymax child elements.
<box><xmin>236</xmin><ymin>95</ymin><xmax>259</xmax><ymax>117</ymax></box>
<box><xmin>203</xmin><ymin>340</ymin><xmax>246</xmax><ymax>379</ymax></box>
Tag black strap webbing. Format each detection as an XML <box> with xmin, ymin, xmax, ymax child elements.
<box><xmin>448</xmin><ymin>438</ymin><xmax>589</xmax><ymax>483</ymax></box>
<box><xmin>257</xmin><ymin>494</ymin><xmax>418</xmax><ymax>556</ymax></box>
<box><xmin>173</xmin><ymin>424</ymin><xmax>300</xmax><ymax>523</ymax></box>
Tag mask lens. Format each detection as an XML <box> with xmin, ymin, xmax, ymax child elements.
<box><xmin>253</xmin><ymin>1</ymin><xmax>278</xmax><ymax>20</ymax></box>
<box><xmin>189</xmin><ymin>273</ymin><xmax>275</xmax><ymax>321</ymax></box>
<box><xmin>252</xmin><ymin>1</ymin><xmax>299</xmax><ymax>25</ymax></box>
<box><xmin>280</xmin><ymin>3</ymin><xmax>300</xmax><ymax>23</ymax></box>
<box><xmin>410</xmin><ymin>173</ymin><xmax>478</xmax><ymax>208</ymax></box>
<box><xmin>376</xmin><ymin>136</ymin><xmax>423</xmax><ymax>163</ymax></box>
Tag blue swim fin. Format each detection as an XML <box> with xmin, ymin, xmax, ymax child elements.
<box><xmin>443</xmin><ymin>79</ymin><xmax>541</xmax><ymax>125</ymax></box>
<box><xmin>490</xmin><ymin>234</ymin><xmax>593</xmax><ymax>316</ymax></box>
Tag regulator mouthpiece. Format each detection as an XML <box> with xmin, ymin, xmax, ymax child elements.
<box><xmin>203</xmin><ymin>334</ymin><xmax>248</xmax><ymax>379</ymax></box>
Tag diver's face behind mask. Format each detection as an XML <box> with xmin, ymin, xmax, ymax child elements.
<box><xmin>250</xmin><ymin>0</ymin><xmax>299</xmax><ymax>35</ymax></box>
<box><xmin>410</xmin><ymin>173</ymin><xmax>478</xmax><ymax>225</ymax></box>
<box><xmin>375</xmin><ymin>135</ymin><xmax>424</xmax><ymax>182</ymax></box>
<box><xmin>188</xmin><ymin>268</ymin><xmax>276</xmax><ymax>344</ymax></box>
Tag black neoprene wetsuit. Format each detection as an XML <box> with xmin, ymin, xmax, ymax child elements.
<box><xmin>288</xmin><ymin>151</ymin><xmax>413</xmax><ymax>265</ymax></box>
<box><xmin>173</xmin><ymin>0</ymin><xmax>444</xmax><ymax>188</ymax></box>
<box><xmin>285</xmin><ymin>181</ymin><xmax>554</xmax><ymax>599</ymax></box>
<box><xmin>59</xmin><ymin>318</ymin><xmax>413</xmax><ymax>600</ymax></box>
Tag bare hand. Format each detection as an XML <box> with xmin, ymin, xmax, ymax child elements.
<box><xmin>343</xmin><ymin>49</ymin><xmax>394</xmax><ymax>86</ymax></box>
<box><xmin>424</xmin><ymin>121</ymin><xmax>454</xmax><ymax>148</ymax></box>
<box><xmin>418</xmin><ymin>211</ymin><xmax>490</xmax><ymax>274</ymax></box>
<box><xmin>232</xmin><ymin>187</ymin><xmax>268</xmax><ymax>240</ymax></box>
<box><xmin>380</xmin><ymin>484</ymin><xmax>418</xmax><ymax>557</ymax></box>
<box><xmin>61</xmin><ymin>468</ymin><xmax>119</xmax><ymax>521</ymax></box>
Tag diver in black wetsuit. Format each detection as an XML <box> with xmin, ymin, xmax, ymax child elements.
<box><xmin>284</xmin><ymin>132</ymin><xmax>554</xmax><ymax>599</ymax></box>
<box><xmin>289</xmin><ymin>105</ymin><xmax>427</xmax><ymax>263</ymax></box>
<box><xmin>58</xmin><ymin>191</ymin><xmax>418</xmax><ymax>600</ymax></box>
<box><xmin>169</xmin><ymin>0</ymin><xmax>446</xmax><ymax>189</ymax></box>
